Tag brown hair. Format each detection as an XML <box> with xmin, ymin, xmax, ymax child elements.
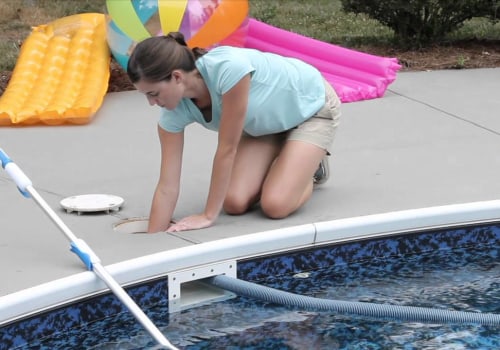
<box><xmin>127</xmin><ymin>32</ymin><xmax>207</xmax><ymax>83</ymax></box>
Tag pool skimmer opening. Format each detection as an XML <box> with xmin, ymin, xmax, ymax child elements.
<box><xmin>113</xmin><ymin>220</ymin><xmax>237</xmax><ymax>312</ymax></box>
<box><xmin>113</xmin><ymin>218</ymin><xmax>149</xmax><ymax>234</ymax></box>
<box><xmin>168</xmin><ymin>261</ymin><xmax>237</xmax><ymax>313</ymax></box>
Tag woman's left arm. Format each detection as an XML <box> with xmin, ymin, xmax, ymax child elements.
<box><xmin>167</xmin><ymin>74</ymin><xmax>251</xmax><ymax>232</ymax></box>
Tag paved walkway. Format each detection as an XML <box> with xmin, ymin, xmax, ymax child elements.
<box><xmin>1</xmin><ymin>68</ymin><xmax>499</xmax><ymax>296</ymax></box>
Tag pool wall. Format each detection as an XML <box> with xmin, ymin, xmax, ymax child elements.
<box><xmin>2</xmin><ymin>200</ymin><xmax>500</xmax><ymax>348</ymax></box>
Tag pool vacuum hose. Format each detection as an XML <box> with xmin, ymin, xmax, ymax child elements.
<box><xmin>207</xmin><ymin>275</ymin><xmax>500</xmax><ymax>326</ymax></box>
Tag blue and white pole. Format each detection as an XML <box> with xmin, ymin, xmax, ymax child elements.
<box><xmin>0</xmin><ymin>147</ymin><xmax>32</xmax><ymax>198</ymax></box>
<box><xmin>0</xmin><ymin>148</ymin><xmax>177</xmax><ymax>350</ymax></box>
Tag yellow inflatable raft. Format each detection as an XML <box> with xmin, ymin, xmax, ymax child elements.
<box><xmin>0</xmin><ymin>13</ymin><xmax>110</xmax><ymax>126</ymax></box>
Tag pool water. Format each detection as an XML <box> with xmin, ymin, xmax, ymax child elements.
<box><xmin>15</xmin><ymin>236</ymin><xmax>500</xmax><ymax>349</ymax></box>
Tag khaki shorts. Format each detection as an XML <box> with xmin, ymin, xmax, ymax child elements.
<box><xmin>287</xmin><ymin>80</ymin><xmax>341</xmax><ymax>153</ymax></box>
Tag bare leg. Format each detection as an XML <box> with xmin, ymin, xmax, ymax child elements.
<box><xmin>223</xmin><ymin>134</ymin><xmax>284</xmax><ymax>215</ymax></box>
<box><xmin>260</xmin><ymin>140</ymin><xmax>327</xmax><ymax>219</ymax></box>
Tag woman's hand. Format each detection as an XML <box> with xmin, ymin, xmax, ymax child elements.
<box><xmin>166</xmin><ymin>213</ymin><xmax>214</xmax><ymax>232</ymax></box>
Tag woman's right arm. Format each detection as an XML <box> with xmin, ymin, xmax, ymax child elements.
<box><xmin>147</xmin><ymin>125</ymin><xmax>184</xmax><ymax>233</ymax></box>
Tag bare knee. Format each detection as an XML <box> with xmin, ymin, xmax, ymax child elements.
<box><xmin>223</xmin><ymin>193</ymin><xmax>253</xmax><ymax>215</ymax></box>
<box><xmin>260</xmin><ymin>193</ymin><xmax>294</xmax><ymax>219</ymax></box>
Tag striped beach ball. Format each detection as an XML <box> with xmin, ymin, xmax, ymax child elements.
<box><xmin>106</xmin><ymin>0</ymin><xmax>249</xmax><ymax>69</ymax></box>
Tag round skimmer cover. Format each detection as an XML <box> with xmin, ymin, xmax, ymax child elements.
<box><xmin>60</xmin><ymin>194</ymin><xmax>124</xmax><ymax>214</ymax></box>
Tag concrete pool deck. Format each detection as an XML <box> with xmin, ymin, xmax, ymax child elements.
<box><xmin>1</xmin><ymin>68</ymin><xmax>500</xmax><ymax>298</ymax></box>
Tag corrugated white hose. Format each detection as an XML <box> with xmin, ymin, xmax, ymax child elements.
<box><xmin>208</xmin><ymin>275</ymin><xmax>500</xmax><ymax>326</ymax></box>
<box><xmin>0</xmin><ymin>148</ymin><xmax>178</xmax><ymax>350</ymax></box>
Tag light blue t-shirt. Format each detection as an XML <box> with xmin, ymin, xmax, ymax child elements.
<box><xmin>159</xmin><ymin>46</ymin><xmax>325</xmax><ymax>136</ymax></box>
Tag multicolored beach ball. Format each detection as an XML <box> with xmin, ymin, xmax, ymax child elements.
<box><xmin>106</xmin><ymin>0</ymin><xmax>249</xmax><ymax>69</ymax></box>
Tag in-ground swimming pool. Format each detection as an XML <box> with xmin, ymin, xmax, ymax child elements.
<box><xmin>2</xmin><ymin>219</ymin><xmax>500</xmax><ymax>349</ymax></box>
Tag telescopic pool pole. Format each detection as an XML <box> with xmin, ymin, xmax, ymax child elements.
<box><xmin>0</xmin><ymin>148</ymin><xmax>178</xmax><ymax>350</ymax></box>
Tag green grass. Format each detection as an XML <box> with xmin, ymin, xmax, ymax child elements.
<box><xmin>249</xmin><ymin>0</ymin><xmax>394</xmax><ymax>46</ymax></box>
<box><xmin>34</xmin><ymin>0</ymin><xmax>105</xmax><ymax>18</ymax></box>
<box><xmin>0</xmin><ymin>41</ymin><xmax>21</xmax><ymax>71</ymax></box>
<box><xmin>0</xmin><ymin>0</ymin><xmax>498</xmax><ymax>71</ymax></box>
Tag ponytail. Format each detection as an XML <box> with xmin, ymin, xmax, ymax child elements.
<box><xmin>127</xmin><ymin>32</ymin><xmax>207</xmax><ymax>83</ymax></box>
<box><xmin>164</xmin><ymin>32</ymin><xmax>207</xmax><ymax>59</ymax></box>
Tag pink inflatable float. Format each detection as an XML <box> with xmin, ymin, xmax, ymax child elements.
<box><xmin>244</xmin><ymin>19</ymin><xmax>401</xmax><ymax>103</ymax></box>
